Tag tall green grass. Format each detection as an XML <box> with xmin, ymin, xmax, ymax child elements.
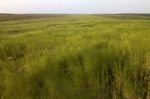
<box><xmin>0</xmin><ymin>15</ymin><xmax>150</xmax><ymax>99</ymax></box>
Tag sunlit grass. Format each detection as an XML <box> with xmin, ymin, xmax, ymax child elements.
<box><xmin>0</xmin><ymin>15</ymin><xmax>150</xmax><ymax>99</ymax></box>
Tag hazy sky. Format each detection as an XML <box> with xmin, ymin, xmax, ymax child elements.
<box><xmin>0</xmin><ymin>0</ymin><xmax>150</xmax><ymax>14</ymax></box>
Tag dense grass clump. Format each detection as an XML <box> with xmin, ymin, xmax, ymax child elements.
<box><xmin>0</xmin><ymin>15</ymin><xmax>150</xmax><ymax>99</ymax></box>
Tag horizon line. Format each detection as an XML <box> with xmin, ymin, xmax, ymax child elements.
<box><xmin>0</xmin><ymin>12</ymin><xmax>150</xmax><ymax>15</ymax></box>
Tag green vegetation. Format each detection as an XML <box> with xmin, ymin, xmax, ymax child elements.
<box><xmin>0</xmin><ymin>14</ymin><xmax>64</xmax><ymax>22</ymax></box>
<box><xmin>0</xmin><ymin>15</ymin><xmax>150</xmax><ymax>99</ymax></box>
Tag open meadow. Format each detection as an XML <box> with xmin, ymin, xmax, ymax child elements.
<box><xmin>0</xmin><ymin>14</ymin><xmax>150</xmax><ymax>99</ymax></box>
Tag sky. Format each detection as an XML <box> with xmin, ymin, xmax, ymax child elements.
<box><xmin>0</xmin><ymin>0</ymin><xmax>150</xmax><ymax>14</ymax></box>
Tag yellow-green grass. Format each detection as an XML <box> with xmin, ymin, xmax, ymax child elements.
<box><xmin>0</xmin><ymin>15</ymin><xmax>150</xmax><ymax>99</ymax></box>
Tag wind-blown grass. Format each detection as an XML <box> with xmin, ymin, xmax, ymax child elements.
<box><xmin>0</xmin><ymin>15</ymin><xmax>150</xmax><ymax>99</ymax></box>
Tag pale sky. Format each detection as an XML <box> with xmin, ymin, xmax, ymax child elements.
<box><xmin>0</xmin><ymin>0</ymin><xmax>150</xmax><ymax>14</ymax></box>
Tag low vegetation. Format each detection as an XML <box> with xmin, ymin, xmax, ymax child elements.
<box><xmin>0</xmin><ymin>15</ymin><xmax>150</xmax><ymax>99</ymax></box>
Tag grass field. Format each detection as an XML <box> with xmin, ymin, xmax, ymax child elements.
<box><xmin>0</xmin><ymin>14</ymin><xmax>150</xmax><ymax>99</ymax></box>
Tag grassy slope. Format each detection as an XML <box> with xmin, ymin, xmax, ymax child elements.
<box><xmin>0</xmin><ymin>15</ymin><xmax>150</xmax><ymax>99</ymax></box>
